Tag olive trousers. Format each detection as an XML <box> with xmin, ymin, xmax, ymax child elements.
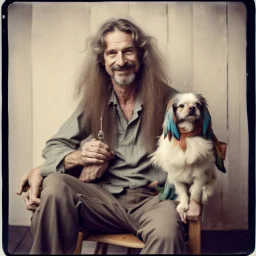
<box><xmin>30</xmin><ymin>173</ymin><xmax>185</xmax><ymax>254</ymax></box>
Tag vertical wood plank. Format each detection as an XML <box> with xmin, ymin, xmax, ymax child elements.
<box><xmin>227</xmin><ymin>2</ymin><xmax>248</xmax><ymax>229</ymax></box>
<box><xmin>90</xmin><ymin>2</ymin><xmax>129</xmax><ymax>35</ymax></box>
<box><xmin>8</xmin><ymin>3</ymin><xmax>33</xmax><ymax>226</ymax></box>
<box><xmin>31</xmin><ymin>3</ymin><xmax>90</xmax><ymax>166</ymax></box>
<box><xmin>167</xmin><ymin>2</ymin><xmax>193</xmax><ymax>92</ymax></box>
<box><xmin>192</xmin><ymin>2</ymin><xmax>228</xmax><ymax>230</ymax></box>
<box><xmin>128</xmin><ymin>2</ymin><xmax>167</xmax><ymax>57</ymax></box>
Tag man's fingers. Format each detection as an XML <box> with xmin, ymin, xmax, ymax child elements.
<box><xmin>89</xmin><ymin>140</ymin><xmax>115</xmax><ymax>156</ymax></box>
<box><xmin>146</xmin><ymin>180</ymin><xmax>158</xmax><ymax>188</ymax></box>
<box><xmin>29</xmin><ymin>189</ymin><xmax>40</xmax><ymax>206</ymax></box>
<box><xmin>179</xmin><ymin>212</ymin><xmax>187</xmax><ymax>224</ymax></box>
<box><xmin>82</xmin><ymin>148</ymin><xmax>114</xmax><ymax>160</ymax></box>
<box><xmin>82</xmin><ymin>151</ymin><xmax>108</xmax><ymax>160</ymax></box>
<box><xmin>29</xmin><ymin>185</ymin><xmax>40</xmax><ymax>204</ymax></box>
<box><xmin>16</xmin><ymin>176</ymin><xmax>29</xmax><ymax>195</ymax></box>
<box><xmin>81</xmin><ymin>157</ymin><xmax>105</xmax><ymax>165</ymax></box>
<box><xmin>23</xmin><ymin>191</ymin><xmax>38</xmax><ymax>211</ymax></box>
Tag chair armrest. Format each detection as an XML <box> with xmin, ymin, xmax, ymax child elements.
<box><xmin>187</xmin><ymin>214</ymin><xmax>201</xmax><ymax>222</ymax></box>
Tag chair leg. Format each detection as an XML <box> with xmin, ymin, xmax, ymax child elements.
<box><xmin>188</xmin><ymin>217</ymin><xmax>202</xmax><ymax>254</ymax></box>
<box><xmin>94</xmin><ymin>242</ymin><xmax>102</xmax><ymax>254</ymax></box>
<box><xmin>74</xmin><ymin>231</ymin><xmax>84</xmax><ymax>254</ymax></box>
<box><xmin>98</xmin><ymin>243</ymin><xmax>108</xmax><ymax>255</ymax></box>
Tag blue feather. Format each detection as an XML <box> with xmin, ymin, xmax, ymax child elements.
<box><xmin>203</xmin><ymin>107</ymin><xmax>211</xmax><ymax>138</ymax></box>
<box><xmin>163</xmin><ymin>109</ymin><xmax>180</xmax><ymax>141</ymax></box>
<box><xmin>158</xmin><ymin>184</ymin><xmax>178</xmax><ymax>201</ymax></box>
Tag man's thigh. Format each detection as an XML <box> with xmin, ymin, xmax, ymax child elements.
<box><xmin>40</xmin><ymin>173</ymin><xmax>137</xmax><ymax>234</ymax></box>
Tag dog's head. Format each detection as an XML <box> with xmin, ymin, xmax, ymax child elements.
<box><xmin>170</xmin><ymin>93</ymin><xmax>207</xmax><ymax>123</ymax></box>
<box><xmin>164</xmin><ymin>93</ymin><xmax>211</xmax><ymax>140</ymax></box>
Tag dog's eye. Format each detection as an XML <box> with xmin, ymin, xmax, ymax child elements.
<box><xmin>196</xmin><ymin>103</ymin><xmax>201</xmax><ymax>108</ymax></box>
<box><xmin>179</xmin><ymin>104</ymin><xmax>184</xmax><ymax>108</ymax></box>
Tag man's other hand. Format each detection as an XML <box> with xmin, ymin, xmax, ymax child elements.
<box><xmin>79</xmin><ymin>162</ymin><xmax>109</xmax><ymax>182</ymax></box>
<box><xmin>16</xmin><ymin>167</ymin><xmax>43</xmax><ymax>211</ymax></box>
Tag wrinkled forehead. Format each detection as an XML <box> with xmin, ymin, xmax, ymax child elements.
<box><xmin>104</xmin><ymin>29</ymin><xmax>134</xmax><ymax>50</ymax></box>
<box><xmin>176</xmin><ymin>93</ymin><xmax>199</xmax><ymax>105</ymax></box>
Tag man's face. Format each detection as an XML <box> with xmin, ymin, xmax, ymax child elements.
<box><xmin>103</xmin><ymin>29</ymin><xmax>140</xmax><ymax>86</ymax></box>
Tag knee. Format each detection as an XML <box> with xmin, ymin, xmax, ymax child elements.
<box><xmin>43</xmin><ymin>173</ymin><xmax>67</xmax><ymax>188</ymax></box>
<box><xmin>42</xmin><ymin>173</ymin><xmax>70</xmax><ymax>199</ymax></box>
<box><xmin>140</xmin><ymin>201</ymin><xmax>184</xmax><ymax>243</ymax></box>
<box><xmin>150</xmin><ymin>220</ymin><xmax>182</xmax><ymax>243</ymax></box>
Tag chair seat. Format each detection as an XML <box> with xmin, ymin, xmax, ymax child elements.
<box><xmin>85</xmin><ymin>233</ymin><xmax>145</xmax><ymax>248</ymax></box>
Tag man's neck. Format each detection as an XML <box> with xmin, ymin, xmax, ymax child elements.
<box><xmin>112</xmin><ymin>82</ymin><xmax>137</xmax><ymax>106</ymax></box>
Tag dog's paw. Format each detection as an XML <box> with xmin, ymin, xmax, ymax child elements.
<box><xmin>201</xmin><ymin>191</ymin><xmax>209</xmax><ymax>204</ymax></box>
<box><xmin>176</xmin><ymin>202</ymin><xmax>189</xmax><ymax>213</ymax></box>
<box><xmin>176</xmin><ymin>203</ymin><xmax>189</xmax><ymax>223</ymax></box>
<box><xmin>201</xmin><ymin>186</ymin><xmax>213</xmax><ymax>203</ymax></box>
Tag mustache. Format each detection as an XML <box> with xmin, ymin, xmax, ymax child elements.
<box><xmin>111</xmin><ymin>62</ymin><xmax>135</xmax><ymax>71</ymax></box>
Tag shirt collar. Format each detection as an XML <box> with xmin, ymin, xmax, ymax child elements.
<box><xmin>108</xmin><ymin>88</ymin><xmax>143</xmax><ymax>110</ymax></box>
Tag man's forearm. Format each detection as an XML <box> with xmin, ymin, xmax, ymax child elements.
<box><xmin>63</xmin><ymin>150</ymin><xmax>83</xmax><ymax>170</ymax></box>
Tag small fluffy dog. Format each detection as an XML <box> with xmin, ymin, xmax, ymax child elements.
<box><xmin>150</xmin><ymin>93</ymin><xmax>226</xmax><ymax>220</ymax></box>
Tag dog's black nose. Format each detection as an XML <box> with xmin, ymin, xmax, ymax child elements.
<box><xmin>189</xmin><ymin>106</ymin><xmax>196</xmax><ymax>113</ymax></box>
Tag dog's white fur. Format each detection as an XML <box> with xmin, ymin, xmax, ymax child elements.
<box><xmin>150</xmin><ymin>93</ymin><xmax>217</xmax><ymax>216</ymax></box>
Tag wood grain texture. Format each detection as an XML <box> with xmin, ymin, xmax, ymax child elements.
<box><xmin>227</xmin><ymin>2</ymin><xmax>248</xmax><ymax>229</ymax></box>
<box><xmin>167</xmin><ymin>2</ymin><xmax>193</xmax><ymax>92</ymax></box>
<box><xmin>85</xmin><ymin>233</ymin><xmax>145</xmax><ymax>248</ymax></box>
<box><xmin>90</xmin><ymin>2</ymin><xmax>129</xmax><ymax>35</ymax></box>
<box><xmin>128</xmin><ymin>2</ymin><xmax>167</xmax><ymax>56</ymax></box>
<box><xmin>31</xmin><ymin>2</ymin><xmax>90</xmax><ymax>166</ymax></box>
<box><xmin>188</xmin><ymin>216</ymin><xmax>202</xmax><ymax>254</ymax></box>
<box><xmin>8</xmin><ymin>2</ymin><xmax>33</xmax><ymax>226</ymax></box>
<box><xmin>192</xmin><ymin>2</ymin><xmax>228</xmax><ymax>230</ymax></box>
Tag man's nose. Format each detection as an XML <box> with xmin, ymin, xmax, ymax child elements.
<box><xmin>115</xmin><ymin>52</ymin><xmax>125</xmax><ymax>66</ymax></box>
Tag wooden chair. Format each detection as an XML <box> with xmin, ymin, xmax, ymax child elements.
<box><xmin>74</xmin><ymin>213</ymin><xmax>202</xmax><ymax>255</ymax></box>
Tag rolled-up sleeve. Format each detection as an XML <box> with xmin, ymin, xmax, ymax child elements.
<box><xmin>40</xmin><ymin>104</ymin><xmax>88</xmax><ymax>176</ymax></box>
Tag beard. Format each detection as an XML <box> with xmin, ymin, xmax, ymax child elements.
<box><xmin>112</xmin><ymin>72</ymin><xmax>136</xmax><ymax>86</ymax></box>
<box><xmin>111</xmin><ymin>61</ymin><xmax>138</xmax><ymax>86</ymax></box>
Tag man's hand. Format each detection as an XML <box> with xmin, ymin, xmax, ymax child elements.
<box><xmin>79</xmin><ymin>162</ymin><xmax>109</xmax><ymax>182</ymax></box>
<box><xmin>80</xmin><ymin>138</ymin><xmax>115</xmax><ymax>165</ymax></box>
<box><xmin>16</xmin><ymin>167</ymin><xmax>43</xmax><ymax>211</ymax></box>
<box><xmin>64</xmin><ymin>139</ymin><xmax>115</xmax><ymax>170</ymax></box>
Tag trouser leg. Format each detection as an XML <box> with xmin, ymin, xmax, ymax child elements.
<box><xmin>30</xmin><ymin>173</ymin><xmax>136</xmax><ymax>254</ymax></box>
<box><xmin>137</xmin><ymin>197</ymin><xmax>185</xmax><ymax>254</ymax></box>
<box><xmin>117</xmin><ymin>188</ymin><xmax>185</xmax><ymax>254</ymax></box>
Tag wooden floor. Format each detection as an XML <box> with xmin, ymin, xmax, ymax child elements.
<box><xmin>6</xmin><ymin>226</ymin><xmax>251</xmax><ymax>255</ymax></box>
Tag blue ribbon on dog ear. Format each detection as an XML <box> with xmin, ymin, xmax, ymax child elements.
<box><xmin>202</xmin><ymin>106</ymin><xmax>212</xmax><ymax>139</ymax></box>
<box><xmin>163</xmin><ymin>105</ymin><xmax>180</xmax><ymax>140</ymax></box>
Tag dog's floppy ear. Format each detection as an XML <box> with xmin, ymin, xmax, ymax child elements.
<box><xmin>163</xmin><ymin>100</ymin><xmax>180</xmax><ymax>140</ymax></box>
<box><xmin>202</xmin><ymin>106</ymin><xmax>212</xmax><ymax>138</ymax></box>
<box><xmin>197</xmin><ymin>94</ymin><xmax>212</xmax><ymax>138</ymax></box>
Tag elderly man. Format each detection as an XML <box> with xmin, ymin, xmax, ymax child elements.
<box><xmin>17</xmin><ymin>18</ymin><xmax>200</xmax><ymax>254</ymax></box>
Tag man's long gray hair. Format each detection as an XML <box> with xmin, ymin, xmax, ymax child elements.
<box><xmin>75</xmin><ymin>18</ymin><xmax>172</xmax><ymax>151</ymax></box>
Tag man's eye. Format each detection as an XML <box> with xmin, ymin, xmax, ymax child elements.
<box><xmin>179</xmin><ymin>104</ymin><xmax>184</xmax><ymax>108</ymax></box>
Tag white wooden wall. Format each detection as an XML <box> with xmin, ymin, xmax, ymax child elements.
<box><xmin>8</xmin><ymin>2</ymin><xmax>248</xmax><ymax>230</ymax></box>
